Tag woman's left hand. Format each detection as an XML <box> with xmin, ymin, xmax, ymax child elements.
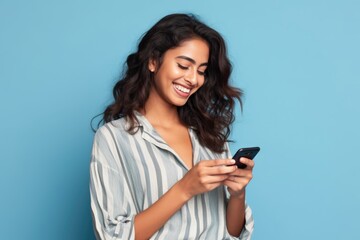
<box><xmin>223</xmin><ymin>157</ymin><xmax>254</xmax><ymax>198</ymax></box>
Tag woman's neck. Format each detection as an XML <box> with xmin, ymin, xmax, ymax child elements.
<box><xmin>141</xmin><ymin>93</ymin><xmax>182</xmax><ymax>128</ymax></box>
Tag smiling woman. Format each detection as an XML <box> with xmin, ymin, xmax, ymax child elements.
<box><xmin>90</xmin><ymin>13</ymin><xmax>255</xmax><ymax>240</ymax></box>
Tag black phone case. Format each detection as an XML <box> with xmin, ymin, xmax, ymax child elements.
<box><xmin>232</xmin><ymin>147</ymin><xmax>260</xmax><ymax>169</ymax></box>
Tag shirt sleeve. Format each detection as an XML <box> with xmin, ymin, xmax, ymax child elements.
<box><xmin>238</xmin><ymin>202</ymin><xmax>254</xmax><ymax>239</ymax></box>
<box><xmin>89</xmin><ymin>127</ymin><xmax>136</xmax><ymax>240</ymax></box>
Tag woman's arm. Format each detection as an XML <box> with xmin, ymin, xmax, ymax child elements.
<box><xmin>226</xmin><ymin>191</ymin><xmax>246</xmax><ymax>236</ymax></box>
<box><xmin>223</xmin><ymin>157</ymin><xmax>254</xmax><ymax>237</ymax></box>
<box><xmin>133</xmin><ymin>182</ymin><xmax>189</xmax><ymax>239</ymax></box>
<box><xmin>134</xmin><ymin>159</ymin><xmax>237</xmax><ymax>240</ymax></box>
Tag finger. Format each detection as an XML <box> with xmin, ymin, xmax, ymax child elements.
<box><xmin>225</xmin><ymin>175</ymin><xmax>248</xmax><ymax>182</ymax></box>
<box><xmin>225</xmin><ymin>175</ymin><xmax>238</xmax><ymax>182</ymax></box>
<box><xmin>202</xmin><ymin>174</ymin><xmax>230</xmax><ymax>184</ymax></box>
<box><xmin>229</xmin><ymin>168</ymin><xmax>253</xmax><ymax>176</ymax></box>
<box><xmin>223</xmin><ymin>179</ymin><xmax>240</xmax><ymax>188</ymax></box>
<box><xmin>223</xmin><ymin>179</ymin><xmax>246</xmax><ymax>190</ymax></box>
<box><xmin>240</xmin><ymin>157</ymin><xmax>255</xmax><ymax>169</ymax></box>
<box><xmin>206</xmin><ymin>164</ymin><xmax>237</xmax><ymax>175</ymax></box>
<box><xmin>223</xmin><ymin>177</ymin><xmax>249</xmax><ymax>189</ymax></box>
<box><xmin>196</xmin><ymin>164</ymin><xmax>236</xmax><ymax>177</ymax></box>
<box><xmin>201</xmin><ymin>159</ymin><xmax>235</xmax><ymax>167</ymax></box>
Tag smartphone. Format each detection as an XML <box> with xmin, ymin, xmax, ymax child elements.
<box><xmin>232</xmin><ymin>147</ymin><xmax>260</xmax><ymax>169</ymax></box>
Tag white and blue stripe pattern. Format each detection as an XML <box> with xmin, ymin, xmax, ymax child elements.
<box><xmin>90</xmin><ymin>112</ymin><xmax>254</xmax><ymax>239</ymax></box>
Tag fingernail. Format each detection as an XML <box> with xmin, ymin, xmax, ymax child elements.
<box><xmin>230</xmin><ymin>159</ymin><xmax>236</xmax><ymax>164</ymax></box>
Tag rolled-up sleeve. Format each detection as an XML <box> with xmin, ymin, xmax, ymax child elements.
<box><xmin>90</xmin><ymin>128</ymin><xmax>136</xmax><ymax>240</ymax></box>
<box><xmin>238</xmin><ymin>202</ymin><xmax>254</xmax><ymax>239</ymax></box>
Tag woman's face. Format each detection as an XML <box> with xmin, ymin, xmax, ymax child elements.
<box><xmin>148</xmin><ymin>38</ymin><xmax>209</xmax><ymax>107</ymax></box>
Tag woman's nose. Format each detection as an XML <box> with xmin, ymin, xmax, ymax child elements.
<box><xmin>184</xmin><ymin>68</ymin><xmax>197</xmax><ymax>86</ymax></box>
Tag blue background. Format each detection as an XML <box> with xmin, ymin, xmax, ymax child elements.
<box><xmin>1</xmin><ymin>0</ymin><xmax>359</xmax><ymax>239</ymax></box>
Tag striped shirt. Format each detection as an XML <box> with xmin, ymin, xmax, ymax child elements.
<box><xmin>90</xmin><ymin>112</ymin><xmax>254</xmax><ymax>239</ymax></box>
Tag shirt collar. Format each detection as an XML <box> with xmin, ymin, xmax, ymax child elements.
<box><xmin>133</xmin><ymin>111</ymin><xmax>197</xmax><ymax>170</ymax></box>
<box><xmin>134</xmin><ymin>111</ymin><xmax>167</xmax><ymax>145</ymax></box>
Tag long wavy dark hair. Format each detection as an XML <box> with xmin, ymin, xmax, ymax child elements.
<box><xmin>99</xmin><ymin>13</ymin><xmax>243</xmax><ymax>153</ymax></box>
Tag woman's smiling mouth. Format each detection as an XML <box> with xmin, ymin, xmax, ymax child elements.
<box><xmin>173</xmin><ymin>83</ymin><xmax>191</xmax><ymax>97</ymax></box>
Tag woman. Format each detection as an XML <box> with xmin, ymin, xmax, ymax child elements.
<box><xmin>90</xmin><ymin>13</ymin><xmax>254</xmax><ymax>240</ymax></box>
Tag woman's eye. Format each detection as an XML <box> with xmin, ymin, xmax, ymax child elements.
<box><xmin>177</xmin><ymin>63</ymin><xmax>189</xmax><ymax>70</ymax></box>
<box><xmin>197</xmin><ymin>71</ymin><xmax>205</xmax><ymax>76</ymax></box>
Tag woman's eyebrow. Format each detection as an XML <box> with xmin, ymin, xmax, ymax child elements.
<box><xmin>176</xmin><ymin>56</ymin><xmax>208</xmax><ymax>67</ymax></box>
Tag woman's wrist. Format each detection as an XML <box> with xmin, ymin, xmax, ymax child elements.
<box><xmin>229</xmin><ymin>189</ymin><xmax>246</xmax><ymax>200</ymax></box>
<box><xmin>173</xmin><ymin>181</ymin><xmax>193</xmax><ymax>202</ymax></box>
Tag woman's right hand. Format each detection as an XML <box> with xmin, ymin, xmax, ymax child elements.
<box><xmin>177</xmin><ymin>159</ymin><xmax>237</xmax><ymax>199</ymax></box>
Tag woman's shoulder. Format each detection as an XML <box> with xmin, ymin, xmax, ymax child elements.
<box><xmin>94</xmin><ymin>117</ymin><xmax>130</xmax><ymax>139</ymax></box>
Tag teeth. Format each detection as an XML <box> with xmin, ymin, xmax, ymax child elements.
<box><xmin>174</xmin><ymin>84</ymin><xmax>190</xmax><ymax>93</ymax></box>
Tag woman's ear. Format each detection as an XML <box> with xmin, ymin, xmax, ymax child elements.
<box><xmin>148</xmin><ymin>59</ymin><xmax>156</xmax><ymax>73</ymax></box>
